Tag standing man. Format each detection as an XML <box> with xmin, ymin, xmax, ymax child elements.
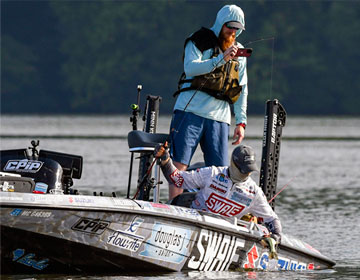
<box><xmin>170</xmin><ymin>5</ymin><xmax>249</xmax><ymax>199</ymax></box>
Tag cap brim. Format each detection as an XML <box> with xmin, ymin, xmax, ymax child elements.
<box><xmin>241</xmin><ymin>163</ymin><xmax>259</xmax><ymax>173</ymax></box>
<box><xmin>226</xmin><ymin>21</ymin><xmax>245</xmax><ymax>30</ymax></box>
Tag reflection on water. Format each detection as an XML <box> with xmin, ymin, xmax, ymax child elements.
<box><xmin>1</xmin><ymin>116</ymin><xmax>359</xmax><ymax>279</ymax></box>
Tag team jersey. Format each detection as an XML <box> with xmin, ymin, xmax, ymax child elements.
<box><xmin>169</xmin><ymin>166</ymin><xmax>279</xmax><ymax>223</ymax></box>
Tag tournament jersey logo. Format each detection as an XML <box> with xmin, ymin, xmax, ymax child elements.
<box><xmin>170</xmin><ymin>169</ymin><xmax>184</xmax><ymax>188</ymax></box>
<box><xmin>206</xmin><ymin>193</ymin><xmax>245</xmax><ymax>217</ymax></box>
<box><xmin>216</xmin><ymin>173</ymin><xmax>229</xmax><ymax>183</ymax></box>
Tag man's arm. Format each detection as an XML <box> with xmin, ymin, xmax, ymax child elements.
<box><xmin>249</xmin><ymin>187</ymin><xmax>282</xmax><ymax>242</ymax></box>
<box><xmin>232</xmin><ymin>58</ymin><xmax>248</xmax><ymax>145</ymax></box>
<box><xmin>184</xmin><ymin>41</ymin><xmax>238</xmax><ymax>77</ymax></box>
<box><xmin>154</xmin><ymin>144</ymin><xmax>204</xmax><ymax>190</ymax></box>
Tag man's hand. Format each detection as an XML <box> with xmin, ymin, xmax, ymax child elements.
<box><xmin>232</xmin><ymin>124</ymin><xmax>245</xmax><ymax>145</ymax></box>
<box><xmin>223</xmin><ymin>45</ymin><xmax>238</xmax><ymax>62</ymax></box>
<box><xmin>154</xmin><ymin>143</ymin><xmax>170</xmax><ymax>165</ymax></box>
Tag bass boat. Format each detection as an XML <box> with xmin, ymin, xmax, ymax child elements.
<box><xmin>0</xmin><ymin>91</ymin><xmax>335</xmax><ymax>274</ymax></box>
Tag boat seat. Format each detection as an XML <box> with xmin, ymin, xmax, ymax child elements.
<box><xmin>187</xmin><ymin>161</ymin><xmax>205</xmax><ymax>171</ymax></box>
<box><xmin>128</xmin><ymin>130</ymin><xmax>169</xmax><ymax>153</ymax></box>
<box><xmin>170</xmin><ymin>192</ymin><xmax>197</xmax><ymax>208</ymax></box>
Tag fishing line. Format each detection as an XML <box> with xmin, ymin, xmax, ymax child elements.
<box><xmin>244</xmin><ymin>36</ymin><xmax>275</xmax><ymax>100</ymax></box>
<box><xmin>243</xmin><ymin>36</ymin><xmax>275</xmax><ymax>47</ymax></box>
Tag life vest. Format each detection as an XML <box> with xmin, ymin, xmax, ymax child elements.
<box><xmin>174</xmin><ymin>27</ymin><xmax>242</xmax><ymax>104</ymax></box>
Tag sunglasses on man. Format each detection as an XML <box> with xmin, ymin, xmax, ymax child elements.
<box><xmin>225</xmin><ymin>22</ymin><xmax>240</xmax><ymax>30</ymax></box>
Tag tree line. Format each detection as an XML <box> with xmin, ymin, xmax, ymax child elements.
<box><xmin>2</xmin><ymin>0</ymin><xmax>360</xmax><ymax>115</ymax></box>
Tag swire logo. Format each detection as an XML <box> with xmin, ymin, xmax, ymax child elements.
<box><xmin>206</xmin><ymin>193</ymin><xmax>245</xmax><ymax>217</ymax></box>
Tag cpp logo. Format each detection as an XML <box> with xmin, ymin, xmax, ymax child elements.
<box><xmin>4</xmin><ymin>159</ymin><xmax>43</xmax><ymax>173</ymax></box>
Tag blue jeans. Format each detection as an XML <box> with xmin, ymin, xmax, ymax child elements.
<box><xmin>169</xmin><ymin>110</ymin><xmax>229</xmax><ymax>167</ymax></box>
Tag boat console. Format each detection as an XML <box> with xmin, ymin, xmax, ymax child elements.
<box><xmin>0</xmin><ymin>141</ymin><xmax>82</xmax><ymax>194</ymax></box>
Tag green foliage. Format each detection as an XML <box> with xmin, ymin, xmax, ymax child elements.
<box><xmin>1</xmin><ymin>0</ymin><xmax>360</xmax><ymax>115</ymax></box>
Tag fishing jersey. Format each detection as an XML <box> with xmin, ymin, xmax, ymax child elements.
<box><xmin>169</xmin><ymin>166</ymin><xmax>279</xmax><ymax>223</ymax></box>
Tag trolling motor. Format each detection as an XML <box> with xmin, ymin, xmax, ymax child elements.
<box><xmin>259</xmin><ymin>99</ymin><xmax>286</xmax><ymax>210</ymax></box>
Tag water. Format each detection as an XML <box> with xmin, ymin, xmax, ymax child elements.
<box><xmin>1</xmin><ymin>115</ymin><xmax>360</xmax><ymax>279</ymax></box>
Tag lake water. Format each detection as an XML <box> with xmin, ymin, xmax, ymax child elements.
<box><xmin>1</xmin><ymin>115</ymin><xmax>359</xmax><ymax>280</ymax></box>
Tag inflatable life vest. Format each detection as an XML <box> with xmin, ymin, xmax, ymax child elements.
<box><xmin>174</xmin><ymin>27</ymin><xmax>242</xmax><ymax>104</ymax></box>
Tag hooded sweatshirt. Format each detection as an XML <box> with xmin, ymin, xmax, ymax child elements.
<box><xmin>173</xmin><ymin>5</ymin><xmax>248</xmax><ymax>125</ymax></box>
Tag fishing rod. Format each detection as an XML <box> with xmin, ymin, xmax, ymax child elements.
<box><xmin>268</xmin><ymin>176</ymin><xmax>296</xmax><ymax>204</ymax></box>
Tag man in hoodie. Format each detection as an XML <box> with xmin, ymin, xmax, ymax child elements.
<box><xmin>155</xmin><ymin>144</ymin><xmax>282</xmax><ymax>245</ymax></box>
<box><xmin>169</xmin><ymin>5</ymin><xmax>249</xmax><ymax>200</ymax></box>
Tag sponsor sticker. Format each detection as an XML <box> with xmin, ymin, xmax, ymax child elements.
<box><xmin>34</xmin><ymin>182</ymin><xmax>48</xmax><ymax>194</ymax></box>
<box><xmin>243</xmin><ymin>244</ymin><xmax>259</xmax><ymax>269</ymax></box>
<box><xmin>72</xmin><ymin>217</ymin><xmax>110</xmax><ymax>235</ymax></box>
<box><xmin>140</xmin><ymin>222</ymin><xmax>191</xmax><ymax>264</ymax></box>
<box><xmin>68</xmin><ymin>196</ymin><xmax>95</xmax><ymax>204</ymax></box>
<box><xmin>206</xmin><ymin>193</ymin><xmax>245</xmax><ymax>217</ymax></box>
<box><xmin>107</xmin><ymin>216</ymin><xmax>145</xmax><ymax>252</ymax></box>
<box><xmin>188</xmin><ymin>228</ymin><xmax>245</xmax><ymax>271</ymax></box>
<box><xmin>271</xmin><ymin>113</ymin><xmax>277</xmax><ymax>144</ymax></box>
<box><xmin>257</xmin><ymin>252</ymin><xmax>307</xmax><ymax>271</ymax></box>
<box><xmin>10</xmin><ymin>209</ymin><xmax>23</xmax><ymax>216</ymax></box>
<box><xmin>19</xmin><ymin>210</ymin><xmax>52</xmax><ymax>218</ymax></box>
<box><xmin>12</xmin><ymin>249</ymin><xmax>49</xmax><ymax>270</ymax></box>
<box><xmin>4</xmin><ymin>159</ymin><xmax>43</xmax><ymax>173</ymax></box>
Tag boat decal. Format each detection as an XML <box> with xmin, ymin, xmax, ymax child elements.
<box><xmin>112</xmin><ymin>198</ymin><xmax>138</xmax><ymax>207</ymax></box>
<box><xmin>126</xmin><ymin>216</ymin><xmax>144</xmax><ymax>233</ymax></box>
<box><xmin>140</xmin><ymin>222</ymin><xmax>191</xmax><ymax>264</ymax></box>
<box><xmin>12</xmin><ymin>249</ymin><xmax>49</xmax><ymax>270</ymax></box>
<box><xmin>206</xmin><ymin>193</ymin><xmax>245</xmax><ymax>217</ymax></box>
<box><xmin>258</xmin><ymin>252</ymin><xmax>307</xmax><ymax>271</ymax></box>
<box><xmin>1</xmin><ymin>195</ymin><xmax>23</xmax><ymax>201</ymax></box>
<box><xmin>34</xmin><ymin>182</ymin><xmax>48</xmax><ymax>194</ymax></box>
<box><xmin>150</xmin><ymin>202</ymin><xmax>170</xmax><ymax>209</ymax></box>
<box><xmin>187</xmin><ymin>228</ymin><xmax>245</xmax><ymax>271</ymax></box>
<box><xmin>21</xmin><ymin>210</ymin><xmax>52</xmax><ymax>218</ymax></box>
<box><xmin>68</xmin><ymin>196</ymin><xmax>95</xmax><ymax>205</ymax></box>
<box><xmin>4</xmin><ymin>159</ymin><xmax>43</xmax><ymax>173</ymax></box>
<box><xmin>71</xmin><ymin>217</ymin><xmax>110</xmax><ymax>235</ymax></box>
<box><xmin>107</xmin><ymin>216</ymin><xmax>145</xmax><ymax>252</ymax></box>
<box><xmin>10</xmin><ymin>208</ymin><xmax>23</xmax><ymax>216</ymax></box>
<box><xmin>107</xmin><ymin>230</ymin><xmax>144</xmax><ymax>252</ymax></box>
<box><xmin>281</xmin><ymin>234</ymin><xmax>322</xmax><ymax>256</ymax></box>
<box><xmin>172</xmin><ymin>206</ymin><xmax>201</xmax><ymax>218</ymax></box>
<box><xmin>243</xmin><ymin>244</ymin><xmax>259</xmax><ymax>269</ymax></box>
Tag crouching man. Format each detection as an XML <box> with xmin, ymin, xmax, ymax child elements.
<box><xmin>155</xmin><ymin>144</ymin><xmax>282</xmax><ymax>248</ymax></box>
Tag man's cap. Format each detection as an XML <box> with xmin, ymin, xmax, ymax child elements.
<box><xmin>226</xmin><ymin>21</ymin><xmax>245</xmax><ymax>31</ymax></box>
<box><xmin>231</xmin><ymin>145</ymin><xmax>259</xmax><ymax>173</ymax></box>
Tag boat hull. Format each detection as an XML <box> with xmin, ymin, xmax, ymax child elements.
<box><xmin>0</xmin><ymin>193</ymin><xmax>335</xmax><ymax>274</ymax></box>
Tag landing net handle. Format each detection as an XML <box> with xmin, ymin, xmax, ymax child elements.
<box><xmin>259</xmin><ymin>99</ymin><xmax>286</xmax><ymax>210</ymax></box>
<box><xmin>137</xmin><ymin>95</ymin><xmax>162</xmax><ymax>201</ymax></box>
